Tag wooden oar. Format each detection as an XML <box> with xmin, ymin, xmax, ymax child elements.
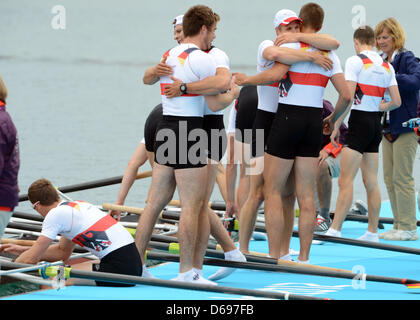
<box><xmin>0</xmin><ymin>260</ymin><xmax>327</xmax><ymax>300</ymax></box>
<box><xmin>1</xmin><ymin>238</ymin><xmax>37</xmax><ymax>246</ymax></box>
<box><xmin>18</xmin><ymin>170</ymin><xmax>152</xmax><ymax>202</ymax></box>
<box><xmin>146</xmin><ymin>242</ymin><xmax>420</xmax><ymax>287</ymax></box>
<box><xmin>168</xmin><ymin>199</ymin><xmax>227</xmax><ymax>211</ymax></box>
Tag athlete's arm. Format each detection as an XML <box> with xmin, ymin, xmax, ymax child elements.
<box><xmin>109</xmin><ymin>142</ymin><xmax>149</xmax><ymax>221</ymax></box>
<box><xmin>380</xmin><ymin>85</ymin><xmax>401</xmax><ymax>112</ymax></box>
<box><xmin>324</xmin><ymin>74</ymin><xmax>352</xmax><ymax>142</ymax></box>
<box><xmin>274</xmin><ymin>32</ymin><xmax>340</xmax><ymax>51</ymax></box>
<box><xmin>164</xmin><ymin>68</ymin><xmax>231</xmax><ymax>98</ymax></box>
<box><xmin>143</xmin><ymin>56</ymin><xmax>173</xmax><ymax>85</ymax></box>
<box><xmin>234</xmin><ymin>62</ymin><xmax>290</xmax><ymax>86</ymax></box>
<box><xmin>263</xmin><ymin>46</ymin><xmax>333</xmax><ymax>70</ymax></box>
<box><xmin>204</xmin><ymin>78</ymin><xmax>240</xmax><ymax>112</ymax></box>
<box><xmin>14</xmin><ymin>236</ymin><xmax>73</xmax><ymax>264</ymax></box>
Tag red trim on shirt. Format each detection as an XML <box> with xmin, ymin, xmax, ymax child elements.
<box><xmin>0</xmin><ymin>206</ymin><xmax>12</xmax><ymax>212</ymax></box>
<box><xmin>357</xmin><ymin>83</ymin><xmax>386</xmax><ymax>98</ymax></box>
<box><xmin>288</xmin><ymin>71</ymin><xmax>329</xmax><ymax>88</ymax></box>
<box><xmin>266</xmin><ymin>81</ymin><xmax>280</xmax><ymax>88</ymax></box>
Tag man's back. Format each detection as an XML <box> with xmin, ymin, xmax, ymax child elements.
<box><xmin>278</xmin><ymin>42</ymin><xmax>342</xmax><ymax>108</ymax></box>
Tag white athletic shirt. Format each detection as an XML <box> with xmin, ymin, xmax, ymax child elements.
<box><xmin>160</xmin><ymin>43</ymin><xmax>216</xmax><ymax>117</ymax></box>
<box><xmin>256</xmin><ymin>40</ymin><xmax>280</xmax><ymax>113</ymax></box>
<box><xmin>41</xmin><ymin>201</ymin><xmax>134</xmax><ymax>259</ymax></box>
<box><xmin>278</xmin><ymin>42</ymin><xmax>343</xmax><ymax>108</ymax></box>
<box><xmin>345</xmin><ymin>50</ymin><xmax>397</xmax><ymax>112</ymax></box>
<box><xmin>204</xmin><ymin>47</ymin><xmax>230</xmax><ymax>116</ymax></box>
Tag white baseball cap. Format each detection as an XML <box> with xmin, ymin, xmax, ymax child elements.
<box><xmin>173</xmin><ymin>15</ymin><xmax>184</xmax><ymax>27</ymax></box>
<box><xmin>273</xmin><ymin>9</ymin><xmax>302</xmax><ymax>28</ymax></box>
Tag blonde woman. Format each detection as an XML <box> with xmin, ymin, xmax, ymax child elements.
<box><xmin>375</xmin><ymin>18</ymin><xmax>420</xmax><ymax>240</ymax></box>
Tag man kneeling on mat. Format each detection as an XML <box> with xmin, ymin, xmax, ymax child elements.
<box><xmin>0</xmin><ymin>178</ymin><xmax>142</xmax><ymax>286</ymax></box>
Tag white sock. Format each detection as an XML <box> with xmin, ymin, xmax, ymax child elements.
<box><xmin>297</xmin><ymin>259</ymin><xmax>309</xmax><ymax>264</ymax></box>
<box><xmin>326</xmin><ymin>228</ymin><xmax>341</xmax><ymax>237</ymax></box>
<box><xmin>280</xmin><ymin>253</ymin><xmax>291</xmax><ymax>261</ymax></box>
<box><xmin>142</xmin><ymin>264</ymin><xmax>155</xmax><ymax>278</ymax></box>
<box><xmin>193</xmin><ymin>268</ymin><xmax>203</xmax><ymax>276</ymax></box>
<box><xmin>224</xmin><ymin>248</ymin><xmax>246</xmax><ymax>261</ymax></box>
<box><xmin>359</xmin><ymin>231</ymin><xmax>378</xmax><ymax>242</ymax></box>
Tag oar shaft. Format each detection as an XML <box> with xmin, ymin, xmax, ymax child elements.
<box><xmin>18</xmin><ymin>170</ymin><xmax>152</xmax><ymax>202</ymax></box>
<box><xmin>251</xmin><ymin>224</ymin><xmax>420</xmax><ymax>256</ymax></box>
<box><xmin>66</xmin><ymin>269</ymin><xmax>325</xmax><ymax>300</ymax></box>
<box><xmin>147</xmin><ymin>242</ymin><xmax>420</xmax><ymax>286</ymax></box>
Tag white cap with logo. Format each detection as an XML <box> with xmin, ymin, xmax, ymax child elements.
<box><xmin>273</xmin><ymin>9</ymin><xmax>302</xmax><ymax>28</ymax></box>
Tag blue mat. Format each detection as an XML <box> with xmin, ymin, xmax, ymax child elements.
<box><xmin>3</xmin><ymin>200</ymin><xmax>420</xmax><ymax>301</ymax></box>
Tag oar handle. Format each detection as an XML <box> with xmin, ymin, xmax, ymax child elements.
<box><xmin>102</xmin><ymin>203</ymin><xmax>144</xmax><ymax>215</ymax></box>
<box><xmin>1</xmin><ymin>238</ymin><xmax>37</xmax><ymax>246</ymax></box>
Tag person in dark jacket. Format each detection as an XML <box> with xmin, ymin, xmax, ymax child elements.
<box><xmin>375</xmin><ymin>18</ymin><xmax>420</xmax><ymax>241</ymax></box>
<box><xmin>0</xmin><ymin>75</ymin><xmax>20</xmax><ymax>239</ymax></box>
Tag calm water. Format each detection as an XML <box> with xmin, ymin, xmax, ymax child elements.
<box><xmin>1</xmin><ymin>0</ymin><xmax>419</xmax><ymax>214</ymax></box>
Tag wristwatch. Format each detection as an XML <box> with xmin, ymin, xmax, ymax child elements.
<box><xmin>180</xmin><ymin>83</ymin><xmax>187</xmax><ymax>94</ymax></box>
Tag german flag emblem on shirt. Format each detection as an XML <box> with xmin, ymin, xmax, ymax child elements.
<box><xmin>177</xmin><ymin>47</ymin><xmax>198</xmax><ymax>66</ymax></box>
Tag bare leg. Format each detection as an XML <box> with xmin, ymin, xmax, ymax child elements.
<box><xmin>238</xmin><ymin>157</ymin><xmax>265</xmax><ymax>254</ymax></box>
<box><xmin>280</xmin><ymin>173</ymin><xmax>296</xmax><ymax>257</ymax></box>
<box><xmin>263</xmin><ymin>153</ymin><xmax>294</xmax><ymax>259</ymax></box>
<box><xmin>293</xmin><ymin>157</ymin><xmax>318</xmax><ymax>262</ymax></box>
<box><xmin>330</xmin><ymin>148</ymin><xmax>363</xmax><ymax>232</ymax></box>
<box><xmin>317</xmin><ymin>160</ymin><xmax>332</xmax><ymax>217</ymax></box>
<box><xmin>175</xmin><ymin>166</ymin><xmax>208</xmax><ymax>273</ymax></box>
<box><xmin>360</xmin><ymin>152</ymin><xmax>381</xmax><ymax>234</ymax></box>
<box><xmin>135</xmin><ymin>163</ymin><xmax>176</xmax><ymax>263</ymax></box>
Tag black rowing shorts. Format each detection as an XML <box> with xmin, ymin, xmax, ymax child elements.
<box><xmin>203</xmin><ymin>114</ymin><xmax>227</xmax><ymax>162</ymax></box>
<box><xmin>235</xmin><ymin>85</ymin><xmax>258</xmax><ymax>144</ymax></box>
<box><xmin>154</xmin><ymin>115</ymin><xmax>207</xmax><ymax>169</ymax></box>
<box><xmin>93</xmin><ymin>242</ymin><xmax>142</xmax><ymax>287</ymax></box>
<box><xmin>266</xmin><ymin>103</ymin><xmax>323</xmax><ymax>159</ymax></box>
<box><xmin>251</xmin><ymin>109</ymin><xmax>275</xmax><ymax>158</ymax></box>
<box><xmin>144</xmin><ymin>104</ymin><xmax>163</xmax><ymax>152</ymax></box>
<box><xmin>346</xmin><ymin>109</ymin><xmax>382</xmax><ymax>154</ymax></box>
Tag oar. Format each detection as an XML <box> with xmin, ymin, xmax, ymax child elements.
<box><xmin>330</xmin><ymin>212</ymin><xmax>420</xmax><ymax>227</ymax></box>
<box><xmin>1</xmin><ymin>238</ymin><xmax>37</xmax><ymax>246</ymax></box>
<box><xmin>146</xmin><ymin>242</ymin><xmax>420</xmax><ymax>288</ymax></box>
<box><xmin>12</xmin><ymin>211</ymin><xmax>43</xmax><ymax>222</ymax></box>
<box><xmin>0</xmin><ymin>260</ymin><xmax>327</xmax><ymax>300</ymax></box>
<box><xmin>106</xmin><ymin>203</ymin><xmax>420</xmax><ymax>257</ymax></box>
<box><xmin>168</xmin><ymin>199</ymin><xmax>227</xmax><ymax>211</ymax></box>
<box><xmin>18</xmin><ymin>170</ymin><xmax>152</xmax><ymax>202</ymax></box>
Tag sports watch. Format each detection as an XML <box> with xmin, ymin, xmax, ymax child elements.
<box><xmin>180</xmin><ymin>83</ymin><xmax>187</xmax><ymax>94</ymax></box>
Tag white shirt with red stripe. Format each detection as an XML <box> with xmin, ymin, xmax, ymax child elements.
<box><xmin>256</xmin><ymin>40</ymin><xmax>280</xmax><ymax>113</ymax></box>
<box><xmin>41</xmin><ymin>201</ymin><xmax>134</xmax><ymax>259</ymax></box>
<box><xmin>160</xmin><ymin>43</ymin><xmax>216</xmax><ymax>117</ymax></box>
<box><xmin>345</xmin><ymin>50</ymin><xmax>397</xmax><ymax>112</ymax></box>
<box><xmin>204</xmin><ymin>47</ymin><xmax>230</xmax><ymax>116</ymax></box>
<box><xmin>278</xmin><ymin>42</ymin><xmax>343</xmax><ymax>108</ymax></box>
